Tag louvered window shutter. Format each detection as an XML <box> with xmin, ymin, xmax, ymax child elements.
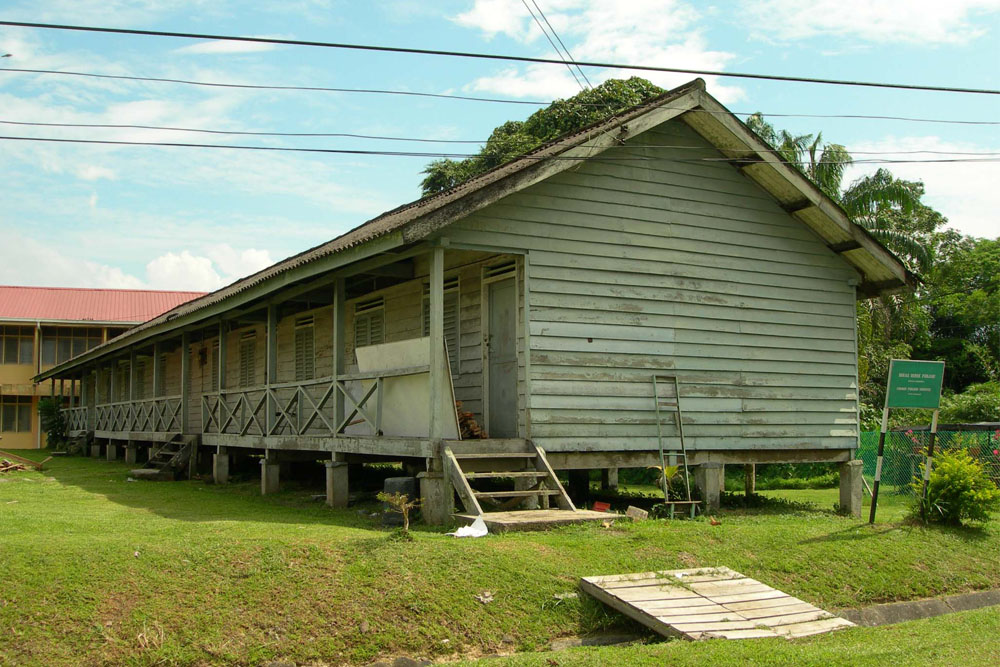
<box><xmin>239</xmin><ymin>336</ymin><xmax>256</xmax><ymax>387</ymax></box>
<box><xmin>353</xmin><ymin>299</ymin><xmax>385</xmax><ymax>350</ymax></box>
<box><xmin>211</xmin><ymin>341</ymin><xmax>220</xmax><ymax>391</ymax></box>
<box><xmin>294</xmin><ymin>318</ymin><xmax>315</xmax><ymax>381</ymax></box>
<box><xmin>422</xmin><ymin>278</ymin><xmax>460</xmax><ymax>376</ymax></box>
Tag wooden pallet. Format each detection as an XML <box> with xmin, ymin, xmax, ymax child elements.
<box><xmin>580</xmin><ymin>567</ymin><xmax>853</xmax><ymax>640</ymax></box>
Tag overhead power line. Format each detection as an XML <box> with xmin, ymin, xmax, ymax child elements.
<box><xmin>3</xmin><ymin>118</ymin><xmax>999</xmax><ymax>156</ymax></box>
<box><xmin>520</xmin><ymin>0</ymin><xmax>585</xmax><ymax>91</ymax></box>
<box><xmin>532</xmin><ymin>0</ymin><xmax>592</xmax><ymax>88</ymax></box>
<box><xmin>2</xmin><ymin>20</ymin><xmax>998</xmax><ymax>95</ymax></box>
<box><xmin>1</xmin><ymin>68</ymin><xmax>996</xmax><ymax>126</ymax></box>
<box><xmin>2</xmin><ymin>134</ymin><xmax>999</xmax><ymax>165</ymax></box>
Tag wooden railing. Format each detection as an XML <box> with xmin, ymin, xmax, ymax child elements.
<box><xmin>65</xmin><ymin>407</ymin><xmax>89</xmax><ymax>432</ymax></box>
<box><xmin>92</xmin><ymin>396</ymin><xmax>182</xmax><ymax>433</ymax></box>
<box><xmin>132</xmin><ymin>396</ymin><xmax>183</xmax><ymax>432</ymax></box>
<box><xmin>202</xmin><ymin>365</ymin><xmax>429</xmax><ymax>438</ymax></box>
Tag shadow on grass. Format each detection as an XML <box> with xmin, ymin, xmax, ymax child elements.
<box><xmin>31</xmin><ymin>451</ymin><xmax>445</xmax><ymax>532</ymax></box>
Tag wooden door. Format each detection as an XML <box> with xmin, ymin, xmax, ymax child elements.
<box><xmin>487</xmin><ymin>278</ymin><xmax>518</xmax><ymax>438</ymax></box>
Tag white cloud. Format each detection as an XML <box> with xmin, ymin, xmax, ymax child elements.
<box><xmin>0</xmin><ymin>231</ymin><xmax>145</xmax><ymax>289</ymax></box>
<box><xmin>739</xmin><ymin>0</ymin><xmax>1000</xmax><ymax>44</ymax></box>
<box><xmin>454</xmin><ymin>0</ymin><xmax>744</xmax><ymax>102</ymax></box>
<box><xmin>843</xmin><ymin>136</ymin><xmax>1000</xmax><ymax>239</ymax></box>
<box><xmin>145</xmin><ymin>245</ymin><xmax>273</xmax><ymax>291</ymax></box>
<box><xmin>173</xmin><ymin>40</ymin><xmax>280</xmax><ymax>55</ymax></box>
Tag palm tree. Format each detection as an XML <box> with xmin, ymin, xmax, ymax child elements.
<box><xmin>840</xmin><ymin>168</ymin><xmax>929</xmax><ymax>273</ymax></box>
<box><xmin>746</xmin><ymin>113</ymin><xmax>930</xmax><ymax>274</ymax></box>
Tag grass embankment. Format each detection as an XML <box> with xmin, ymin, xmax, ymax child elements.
<box><xmin>1</xmin><ymin>451</ymin><xmax>997</xmax><ymax>666</ymax></box>
<box><xmin>464</xmin><ymin>606</ymin><xmax>1000</xmax><ymax>666</ymax></box>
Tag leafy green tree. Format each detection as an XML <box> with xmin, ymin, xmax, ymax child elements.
<box><xmin>841</xmin><ymin>169</ymin><xmax>928</xmax><ymax>273</ymax></box>
<box><xmin>745</xmin><ymin>113</ymin><xmax>850</xmax><ymax>199</ymax></box>
<box><xmin>420</xmin><ymin>77</ymin><xmax>665</xmax><ymax>196</ymax></box>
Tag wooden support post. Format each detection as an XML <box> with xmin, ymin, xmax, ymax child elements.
<box><xmin>744</xmin><ymin>464</ymin><xmax>756</xmax><ymax>497</ymax></box>
<box><xmin>109</xmin><ymin>361</ymin><xmax>116</xmax><ymax>404</ymax></box>
<box><xmin>332</xmin><ymin>278</ymin><xmax>345</xmax><ymax>434</ymax></box>
<box><xmin>128</xmin><ymin>347</ymin><xmax>136</xmax><ymax>430</ymax></box>
<box><xmin>217</xmin><ymin>321</ymin><xmax>227</xmax><ymax>392</ymax></box>
<box><xmin>429</xmin><ymin>246</ymin><xmax>445</xmax><ymax>440</ymax></box>
<box><xmin>180</xmin><ymin>333</ymin><xmax>191</xmax><ymax>434</ymax></box>
<box><xmin>152</xmin><ymin>342</ymin><xmax>162</xmax><ymax>398</ymax></box>
<box><xmin>49</xmin><ymin>378</ymin><xmax>54</xmax><ymax>398</ymax></box>
<box><xmin>266</xmin><ymin>303</ymin><xmax>278</xmax><ymax>435</ymax></box>
<box><xmin>80</xmin><ymin>370</ymin><xmax>88</xmax><ymax>422</ymax></box>
<box><xmin>59</xmin><ymin>378</ymin><xmax>65</xmax><ymax>399</ymax></box>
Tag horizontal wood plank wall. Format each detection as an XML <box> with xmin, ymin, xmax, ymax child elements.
<box><xmin>443</xmin><ymin>120</ymin><xmax>860</xmax><ymax>453</ymax></box>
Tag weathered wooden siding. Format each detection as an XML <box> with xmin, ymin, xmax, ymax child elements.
<box><xmin>443</xmin><ymin>119</ymin><xmax>860</xmax><ymax>453</ymax></box>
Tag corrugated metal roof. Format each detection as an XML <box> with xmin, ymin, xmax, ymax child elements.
<box><xmin>0</xmin><ymin>286</ymin><xmax>204</xmax><ymax>323</ymax></box>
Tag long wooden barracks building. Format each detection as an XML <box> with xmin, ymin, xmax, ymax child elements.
<box><xmin>37</xmin><ymin>81</ymin><xmax>913</xmax><ymax>524</ymax></box>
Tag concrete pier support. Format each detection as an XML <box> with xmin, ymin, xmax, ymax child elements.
<box><xmin>213</xmin><ymin>448</ymin><xmax>229</xmax><ymax>485</ymax></box>
<box><xmin>695</xmin><ymin>462</ymin><xmax>723</xmax><ymax>513</ymax></box>
<box><xmin>90</xmin><ymin>443</ymin><xmax>101</xmax><ymax>458</ymax></box>
<box><xmin>744</xmin><ymin>464</ymin><xmax>756</xmax><ymax>497</ymax></box>
<box><xmin>514</xmin><ymin>475</ymin><xmax>540</xmax><ymax>509</ymax></box>
<box><xmin>124</xmin><ymin>446</ymin><xmax>137</xmax><ymax>465</ymax></box>
<box><xmin>326</xmin><ymin>460</ymin><xmax>349</xmax><ymax>508</ymax></box>
<box><xmin>839</xmin><ymin>459</ymin><xmax>864</xmax><ymax>518</ymax></box>
<box><xmin>106</xmin><ymin>443</ymin><xmax>118</xmax><ymax>461</ymax></box>
<box><xmin>418</xmin><ymin>469</ymin><xmax>453</xmax><ymax>525</ymax></box>
<box><xmin>601</xmin><ymin>467</ymin><xmax>619</xmax><ymax>491</ymax></box>
<box><xmin>260</xmin><ymin>457</ymin><xmax>280</xmax><ymax>495</ymax></box>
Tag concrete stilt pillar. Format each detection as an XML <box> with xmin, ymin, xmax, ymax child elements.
<box><xmin>607</xmin><ymin>467</ymin><xmax>619</xmax><ymax>491</ymax></box>
<box><xmin>326</xmin><ymin>460</ymin><xmax>349</xmax><ymax>508</ymax></box>
<box><xmin>260</xmin><ymin>456</ymin><xmax>280</xmax><ymax>495</ymax></box>
<box><xmin>90</xmin><ymin>443</ymin><xmax>101</xmax><ymax>458</ymax></box>
<box><xmin>694</xmin><ymin>462</ymin><xmax>723</xmax><ymax>513</ymax></box>
<box><xmin>514</xmin><ymin>475</ymin><xmax>540</xmax><ymax>509</ymax></box>
<box><xmin>839</xmin><ymin>459</ymin><xmax>864</xmax><ymax>518</ymax></box>
<box><xmin>106</xmin><ymin>443</ymin><xmax>118</xmax><ymax>461</ymax></box>
<box><xmin>744</xmin><ymin>464</ymin><xmax>756</xmax><ymax>497</ymax></box>
<box><xmin>125</xmin><ymin>446</ymin><xmax>137</xmax><ymax>465</ymax></box>
<box><xmin>418</xmin><ymin>468</ymin><xmax>453</xmax><ymax>525</ymax></box>
<box><xmin>213</xmin><ymin>447</ymin><xmax>230</xmax><ymax>485</ymax></box>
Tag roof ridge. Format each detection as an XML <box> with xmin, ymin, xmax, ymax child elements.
<box><xmin>0</xmin><ymin>285</ymin><xmax>205</xmax><ymax>295</ymax></box>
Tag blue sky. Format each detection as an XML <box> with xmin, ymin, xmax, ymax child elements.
<box><xmin>1</xmin><ymin>0</ymin><xmax>997</xmax><ymax>291</ymax></box>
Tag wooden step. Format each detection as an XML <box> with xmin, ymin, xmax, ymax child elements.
<box><xmin>473</xmin><ymin>489</ymin><xmax>561</xmax><ymax>499</ymax></box>
<box><xmin>453</xmin><ymin>452</ymin><xmax>536</xmax><ymax>459</ymax></box>
<box><xmin>464</xmin><ymin>471</ymin><xmax>548</xmax><ymax>479</ymax></box>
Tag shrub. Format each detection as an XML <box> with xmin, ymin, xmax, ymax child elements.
<box><xmin>37</xmin><ymin>397</ymin><xmax>67</xmax><ymax>450</ymax></box>
<box><xmin>938</xmin><ymin>382</ymin><xmax>1000</xmax><ymax>423</ymax></box>
<box><xmin>910</xmin><ymin>449</ymin><xmax>1000</xmax><ymax>525</ymax></box>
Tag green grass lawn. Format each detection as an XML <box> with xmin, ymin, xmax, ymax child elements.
<box><xmin>462</xmin><ymin>606</ymin><xmax>1000</xmax><ymax>666</ymax></box>
<box><xmin>1</xmin><ymin>451</ymin><xmax>998</xmax><ymax>666</ymax></box>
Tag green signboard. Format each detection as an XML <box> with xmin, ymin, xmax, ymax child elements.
<box><xmin>886</xmin><ymin>359</ymin><xmax>945</xmax><ymax>409</ymax></box>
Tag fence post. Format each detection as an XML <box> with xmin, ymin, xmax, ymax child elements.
<box><xmin>869</xmin><ymin>406</ymin><xmax>890</xmax><ymax>524</ymax></box>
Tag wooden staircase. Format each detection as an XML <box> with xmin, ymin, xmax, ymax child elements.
<box><xmin>130</xmin><ymin>435</ymin><xmax>197</xmax><ymax>481</ymax></box>
<box><xmin>445</xmin><ymin>441</ymin><xmax>612</xmax><ymax>531</ymax></box>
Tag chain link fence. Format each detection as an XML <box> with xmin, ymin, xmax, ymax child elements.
<box><xmin>857</xmin><ymin>427</ymin><xmax>1000</xmax><ymax>496</ymax></box>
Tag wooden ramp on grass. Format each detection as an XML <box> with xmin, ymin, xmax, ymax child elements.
<box><xmin>454</xmin><ymin>509</ymin><xmax>612</xmax><ymax>532</ymax></box>
<box><xmin>580</xmin><ymin>567</ymin><xmax>853</xmax><ymax>640</ymax></box>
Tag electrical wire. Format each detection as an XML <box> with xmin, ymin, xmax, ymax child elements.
<box><xmin>3</xmin><ymin>118</ymin><xmax>998</xmax><ymax>156</ymax></box>
<box><xmin>2</xmin><ymin>20</ymin><xmax>998</xmax><ymax>95</ymax></box>
<box><xmin>520</xmin><ymin>0</ymin><xmax>585</xmax><ymax>92</ymax></box>
<box><xmin>1</xmin><ymin>67</ymin><xmax>997</xmax><ymax>125</ymax></box>
<box><xmin>532</xmin><ymin>0</ymin><xmax>592</xmax><ymax>88</ymax></box>
<box><xmin>2</xmin><ymin>133</ymin><xmax>999</xmax><ymax>164</ymax></box>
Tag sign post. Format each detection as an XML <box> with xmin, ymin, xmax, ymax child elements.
<box><xmin>869</xmin><ymin>359</ymin><xmax>945</xmax><ymax>524</ymax></box>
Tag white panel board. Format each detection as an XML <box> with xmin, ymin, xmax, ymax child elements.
<box><xmin>353</xmin><ymin>337</ymin><xmax>460</xmax><ymax>439</ymax></box>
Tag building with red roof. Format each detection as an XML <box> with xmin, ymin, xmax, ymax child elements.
<box><xmin>1</xmin><ymin>286</ymin><xmax>203</xmax><ymax>449</ymax></box>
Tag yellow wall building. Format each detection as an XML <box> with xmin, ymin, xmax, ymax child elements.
<box><xmin>0</xmin><ymin>286</ymin><xmax>202</xmax><ymax>449</ymax></box>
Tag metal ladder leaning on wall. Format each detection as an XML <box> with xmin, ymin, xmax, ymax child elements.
<box><xmin>653</xmin><ymin>375</ymin><xmax>698</xmax><ymax>518</ymax></box>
